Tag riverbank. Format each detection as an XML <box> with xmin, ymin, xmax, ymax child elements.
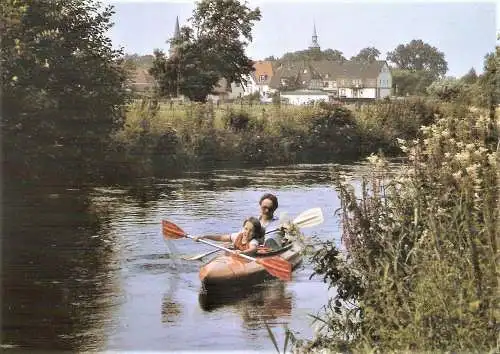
<box><xmin>295</xmin><ymin>103</ymin><xmax>499</xmax><ymax>352</ymax></box>
<box><xmin>110</xmin><ymin>97</ymin><xmax>445</xmax><ymax>177</ymax></box>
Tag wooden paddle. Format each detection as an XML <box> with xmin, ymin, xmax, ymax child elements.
<box><xmin>161</xmin><ymin>220</ymin><xmax>292</xmax><ymax>281</ymax></box>
<box><xmin>265</xmin><ymin>207</ymin><xmax>324</xmax><ymax>234</ymax></box>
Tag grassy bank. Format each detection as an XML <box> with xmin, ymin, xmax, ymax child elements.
<box><xmin>294</xmin><ymin>106</ymin><xmax>499</xmax><ymax>352</ymax></box>
<box><xmin>111</xmin><ymin>98</ymin><xmax>444</xmax><ymax>176</ymax></box>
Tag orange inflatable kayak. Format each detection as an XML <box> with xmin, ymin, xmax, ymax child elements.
<box><xmin>199</xmin><ymin>244</ymin><xmax>303</xmax><ymax>288</ymax></box>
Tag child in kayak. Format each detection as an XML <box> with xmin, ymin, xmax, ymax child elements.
<box><xmin>193</xmin><ymin>216</ymin><xmax>265</xmax><ymax>255</ymax></box>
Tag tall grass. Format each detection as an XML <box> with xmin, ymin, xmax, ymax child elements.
<box><xmin>302</xmin><ymin>107</ymin><xmax>499</xmax><ymax>352</ymax></box>
<box><xmin>112</xmin><ymin>98</ymin><xmax>443</xmax><ymax>176</ymax></box>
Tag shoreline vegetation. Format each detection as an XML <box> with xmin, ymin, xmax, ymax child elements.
<box><xmin>266</xmin><ymin>103</ymin><xmax>499</xmax><ymax>353</ymax></box>
<box><xmin>111</xmin><ymin>97</ymin><xmax>444</xmax><ymax>177</ymax></box>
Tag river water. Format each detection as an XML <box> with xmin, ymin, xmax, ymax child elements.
<box><xmin>2</xmin><ymin>162</ymin><xmax>394</xmax><ymax>352</ymax></box>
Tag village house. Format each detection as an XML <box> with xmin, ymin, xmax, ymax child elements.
<box><xmin>241</xmin><ymin>60</ymin><xmax>276</xmax><ymax>101</ymax></box>
<box><xmin>130</xmin><ymin>17</ymin><xmax>392</xmax><ymax>103</ymax></box>
<box><xmin>268</xmin><ymin>25</ymin><xmax>392</xmax><ymax>104</ymax></box>
<box><xmin>272</xmin><ymin>59</ymin><xmax>392</xmax><ymax>104</ymax></box>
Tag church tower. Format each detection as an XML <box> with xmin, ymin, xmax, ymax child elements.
<box><xmin>169</xmin><ymin>16</ymin><xmax>181</xmax><ymax>57</ymax></box>
<box><xmin>308</xmin><ymin>22</ymin><xmax>320</xmax><ymax>51</ymax></box>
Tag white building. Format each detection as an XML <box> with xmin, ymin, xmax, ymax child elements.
<box><xmin>241</xmin><ymin>60</ymin><xmax>276</xmax><ymax>99</ymax></box>
<box><xmin>280</xmin><ymin>90</ymin><xmax>329</xmax><ymax>105</ymax></box>
<box><xmin>271</xmin><ymin>60</ymin><xmax>392</xmax><ymax>100</ymax></box>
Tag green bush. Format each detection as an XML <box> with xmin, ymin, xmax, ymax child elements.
<box><xmin>115</xmin><ymin>98</ymin><xmax>453</xmax><ymax>174</ymax></box>
<box><xmin>222</xmin><ymin>109</ymin><xmax>251</xmax><ymax>131</ymax></box>
<box><xmin>301</xmin><ymin>108</ymin><xmax>499</xmax><ymax>352</ymax></box>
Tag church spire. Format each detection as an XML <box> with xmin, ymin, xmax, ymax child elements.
<box><xmin>173</xmin><ymin>16</ymin><xmax>180</xmax><ymax>39</ymax></box>
<box><xmin>309</xmin><ymin>21</ymin><xmax>320</xmax><ymax>51</ymax></box>
<box><xmin>169</xmin><ymin>16</ymin><xmax>181</xmax><ymax>56</ymax></box>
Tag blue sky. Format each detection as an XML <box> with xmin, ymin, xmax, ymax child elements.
<box><xmin>107</xmin><ymin>1</ymin><xmax>498</xmax><ymax>77</ymax></box>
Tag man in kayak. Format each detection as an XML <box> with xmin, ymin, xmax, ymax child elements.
<box><xmin>258</xmin><ymin>193</ymin><xmax>286</xmax><ymax>250</ymax></box>
<box><xmin>193</xmin><ymin>217</ymin><xmax>265</xmax><ymax>255</ymax></box>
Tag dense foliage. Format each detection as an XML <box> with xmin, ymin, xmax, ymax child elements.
<box><xmin>427</xmin><ymin>47</ymin><xmax>499</xmax><ymax>115</ymax></box>
<box><xmin>302</xmin><ymin>105</ymin><xmax>499</xmax><ymax>352</ymax></box>
<box><xmin>149</xmin><ymin>0</ymin><xmax>261</xmax><ymax>102</ymax></box>
<box><xmin>276</xmin><ymin>48</ymin><xmax>347</xmax><ymax>63</ymax></box>
<box><xmin>2</xmin><ymin>0</ymin><xmax>127</xmax><ymax>181</ymax></box>
<box><xmin>113</xmin><ymin>98</ymin><xmax>443</xmax><ymax>176</ymax></box>
<box><xmin>350</xmin><ymin>47</ymin><xmax>381</xmax><ymax>63</ymax></box>
<box><xmin>387</xmin><ymin>39</ymin><xmax>448</xmax><ymax>79</ymax></box>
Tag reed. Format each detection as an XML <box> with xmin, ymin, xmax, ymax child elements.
<box><xmin>301</xmin><ymin>106</ymin><xmax>499</xmax><ymax>352</ymax></box>
<box><xmin>113</xmin><ymin>98</ymin><xmax>444</xmax><ymax>176</ymax></box>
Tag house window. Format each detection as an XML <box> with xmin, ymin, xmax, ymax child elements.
<box><xmin>325</xmin><ymin>74</ymin><xmax>329</xmax><ymax>79</ymax></box>
<box><xmin>332</xmin><ymin>81</ymin><xmax>337</xmax><ymax>87</ymax></box>
<box><xmin>260</xmin><ymin>75</ymin><xmax>266</xmax><ymax>82</ymax></box>
<box><xmin>323</xmin><ymin>81</ymin><xmax>329</xmax><ymax>88</ymax></box>
<box><xmin>359</xmin><ymin>90</ymin><xmax>363</xmax><ymax>96</ymax></box>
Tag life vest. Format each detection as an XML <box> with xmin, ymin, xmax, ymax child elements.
<box><xmin>233</xmin><ymin>232</ymin><xmax>251</xmax><ymax>251</ymax></box>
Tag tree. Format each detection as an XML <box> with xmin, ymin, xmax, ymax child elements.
<box><xmin>150</xmin><ymin>0</ymin><xmax>261</xmax><ymax>102</ymax></box>
<box><xmin>2</xmin><ymin>0</ymin><xmax>128</xmax><ymax>180</ymax></box>
<box><xmin>322</xmin><ymin>49</ymin><xmax>346</xmax><ymax>62</ymax></box>
<box><xmin>278</xmin><ymin>48</ymin><xmax>346</xmax><ymax>63</ymax></box>
<box><xmin>351</xmin><ymin>47</ymin><xmax>381</xmax><ymax>63</ymax></box>
<box><xmin>392</xmin><ymin>69</ymin><xmax>435</xmax><ymax>96</ymax></box>
<box><xmin>461</xmin><ymin>67</ymin><xmax>478</xmax><ymax>84</ymax></box>
<box><xmin>387</xmin><ymin>39</ymin><xmax>448</xmax><ymax>80</ymax></box>
<box><xmin>426</xmin><ymin>77</ymin><xmax>464</xmax><ymax>101</ymax></box>
<box><xmin>477</xmin><ymin>48</ymin><xmax>499</xmax><ymax>132</ymax></box>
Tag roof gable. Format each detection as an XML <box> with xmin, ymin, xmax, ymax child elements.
<box><xmin>269</xmin><ymin>59</ymin><xmax>389</xmax><ymax>89</ymax></box>
<box><xmin>253</xmin><ymin>60</ymin><xmax>274</xmax><ymax>84</ymax></box>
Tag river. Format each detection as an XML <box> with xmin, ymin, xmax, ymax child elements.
<box><xmin>2</xmin><ymin>162</ymin><xmax>395</xmax><ymax>352</ymax></box>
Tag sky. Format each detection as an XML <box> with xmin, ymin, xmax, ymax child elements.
<box><xmin>106</xmin><ymin>0</ymin><xmax>499</xmax><ymax>78</ymax></box>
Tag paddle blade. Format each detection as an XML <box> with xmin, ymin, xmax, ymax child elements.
<box><xmin>256</xmin><ymin>256</ymin><xmax>292</xmax><ymax>281</ymax></box>
<box><xmin>162</xmin><ymin>220</ymin><xmax>187</xmax><ymax>240</ymax></box>
<box><xmin>292</xmin><ymin>207</ymin><xmax>324</xmax><ymax>229</ymax></box>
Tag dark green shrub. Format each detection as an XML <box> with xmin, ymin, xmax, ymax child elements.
<box><xmin>222</xmin><ymin>109</ymin><xmax>250</xmax><ymax>131</ymax></box>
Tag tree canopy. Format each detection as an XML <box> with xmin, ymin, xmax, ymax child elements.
<box><xmin>387</xmin><ymin>39</ymin><xmax>448</xmax><ymax>79</ymax></box>
<box><xmin>351</xmin><ymin>47</ymin><xmax>381</xmax><ymax>63</ymax></box>
<box><xmin>278</xmin><ymin>48</ymin><xmax>346</xmax><ymax>63</ymax></box>
<box><xmin>149</xmin><ymin>0</ymin><xmax>261</xmax><ymax>102</ymax></box>
<box><xmin>2</xmin><ymin>0</ymin><xmax>127</xmax><ymax>180</ymax></box>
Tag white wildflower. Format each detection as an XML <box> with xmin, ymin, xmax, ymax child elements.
<box><xmin>441</xmin><ymin>130</ymin><xmax>451</xmax><ymax>138</ymax></box>
<box><xmin>465</xmin><ymin>143</ymin><xmax>476</xmax><ymax>151</ymax></box>
<box><xmin>487</xmin><ymin>153</ymin><xmax>498</xmax><ymax>166</ymax></box>
<box><xmin>455</xmin><ymin>151</ymin><xmax>471</xmax><ymax>163</ymax></box>
<box><xmin>452</xmin><ymin>170</ymin><xmax>463</xmax><ymax>181</ymax></box>
<box><xmin>420</xmin><ymin>126</ymin><xmax>431</xmax><ymax>134</ymax></box>
<box><xmin>465</xmin><ymin>164</ymin><xmax>479</xmax><ymax>178</ymax></box>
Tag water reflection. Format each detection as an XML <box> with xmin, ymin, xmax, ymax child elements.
<box><xmin>161</xmin><ymin>273</ymin><xmax>183</xmax><ymax>324</ymax></box>
<box><xmin>199</xmin><ymin>280</ymin><xmax>293</xmax><ymax>328</ymax></box>
<box><xmin>2</xmin><ymin>181</ymin><xmax>121</xmax><ymax>351</ymax></box>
